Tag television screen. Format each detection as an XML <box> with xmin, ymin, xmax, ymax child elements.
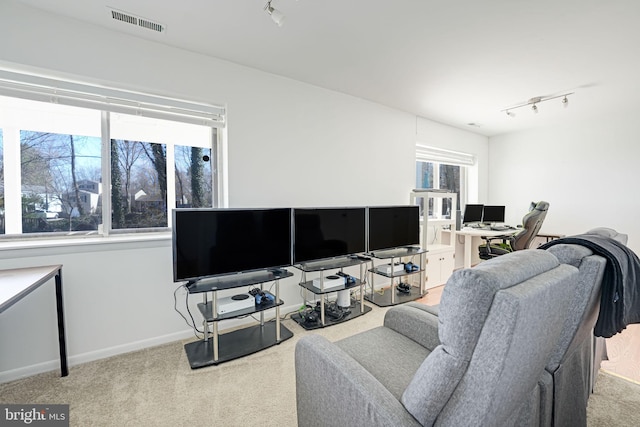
<box><xmin>368</xmin><ymin>206</ymin><xmax>420</xmax><ymax>252</ymax></box>
<box><xmin>482</xmin><ymin>205</ymin><xmax>505</xmax><ymax>223</ymax></box>
<box><xmin>293</xmin><ymin>207</ymin><xmax>366</xmax><ymax>264</ymax></box>
<box><xmin>172</xmin><ymin>208</ymin><xmax>292</xmax><ymax>282</ymax></box>
<box><xmin>462</xmin><ymin>204</ymin><xmax>484</xmax><ymax>224</ymax></box>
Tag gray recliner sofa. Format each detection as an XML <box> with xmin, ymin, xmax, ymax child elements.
<box><xmin>295</xmin><ymin>249</ymin><xmax>580</xmax><ymax>426</ymax></box>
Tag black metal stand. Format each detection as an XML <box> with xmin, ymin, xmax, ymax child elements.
<box><xmin>184</xmin><ymin>322</ymin><xmax>293</xmax><ymax>368</ymax></box>
<box><xmin>184</xmin><ymin>269</ymin><xmax>294</xmax><ymax>368</ymax></box>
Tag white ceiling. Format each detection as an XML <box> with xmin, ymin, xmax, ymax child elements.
<box><xmin>15</xmin><ymin>0</ymin><xmax>640</xmax><ymax>136</ymax></box>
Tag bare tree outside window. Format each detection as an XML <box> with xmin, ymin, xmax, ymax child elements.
<box><xmin>111</xmin><ymin>139</ymin><xmax>168</xmax><ymax>229</ymax></box>
<box><xmin>20</xmin><ymin>130</ymin><xmax>101</xmax><ymax>233</ymax></box>
<box><xmin>175</xmin><ymin>145</ymin><xmax>213</xmax><ymax>208</ymax></box>
<box><xmin>416</xmin><ymin>160</ymin><xmax>461</xmax><ymax>218</ymax></box>
<box><xmin>439</xmin><ymin>164</ymin><xmax>461</xmax><ymax>217</ymax></box>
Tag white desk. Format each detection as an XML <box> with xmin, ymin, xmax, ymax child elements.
<box><xmin>456</xmin><ymin>228</ymin><xmax>518</xmax><ymax>269</ymax></box>
<box><xmin>0</xmin><ymin>265</ymin><xmax>67</xmax><ymax>377</ymax></box>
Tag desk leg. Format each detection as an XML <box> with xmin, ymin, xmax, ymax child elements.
<box><xmin>54</xmin><ymin>269</ymin><xmax>69</xmax><ymax>377</ymax></box>
<box><xmin>464</xmin><ymin>235</ymin><xmax>472</xmax><ymax>269</ymax></box>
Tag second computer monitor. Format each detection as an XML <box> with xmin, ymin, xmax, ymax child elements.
<box><xmin>482</xmin><ymin>205</ymin><xmax>505</xmax><ymax>223</ymax></box>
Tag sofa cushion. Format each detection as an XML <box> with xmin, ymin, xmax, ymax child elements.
<box><xmin>438</xmin><ymin>249</ymin><xmax>560</xmax><ymax>361</ymax></box>
<box><xmin>336</xmin><ymin>326</ymin><xmax>431</xmax><ymax>400</ymax></box>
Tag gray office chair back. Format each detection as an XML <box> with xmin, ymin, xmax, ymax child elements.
<box><xmin>511</xmin><ymin>201</ymin><xmax>549</xmax><ymax>251</ymax></box>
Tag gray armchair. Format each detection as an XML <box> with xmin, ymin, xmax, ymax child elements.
<box><xmin>295</xmin><ymin>249</ymin><xmax>579</xmax><ymax>426</ymax></box>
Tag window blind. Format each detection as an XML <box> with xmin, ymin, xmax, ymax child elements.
<box><xmin>0</xmin><ymin>69</ymin><xmax>225</xmax><ymax>128</ymax></box>
<box><xmin>416</xmin><ymin>144</ymin><xmax>475</xmax><ymax>166</ymax></box>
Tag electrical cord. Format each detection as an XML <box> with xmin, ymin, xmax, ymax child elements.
<box><xmin>173</xmin><ymin>284</ymin><xmax>206</xmax><ymax>339</ymax></box>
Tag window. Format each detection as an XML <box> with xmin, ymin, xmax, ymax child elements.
<box><xmin>0</xmin><ymin>70</ymin><xmax>224</xmax><ymax>238</ymax></box>
<box><xmin>415</xmin><ymin>145</ymin><xmax>474</xmax><ymax>218</ymax></box>
<box><xmin>175</xmin><ymin>144</ymin><xmax>213</xmax><ymax>209</ymax></box>
<box><xmin>21</xmin><ymin>130</ymin><xmax>101</xmax><ymax>233</ymax></box>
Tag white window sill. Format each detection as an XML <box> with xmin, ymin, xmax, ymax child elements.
<box><xmin>0</xmin><ymin>232</ymin><xmax>172</xmax><ymax>256</ymax></box>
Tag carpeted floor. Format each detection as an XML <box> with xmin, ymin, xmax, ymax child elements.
<box><xmin>586</xmin><ymin>370</ymin><xmax>640</xmax><ymax>427</ymax></box>
<box><xmin>1</xmin><ymin>304</ymin><xmax>639</xmax><ymax>426</ymax></box>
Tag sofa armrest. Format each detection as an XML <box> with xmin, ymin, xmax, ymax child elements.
<box><xmin>383</xmin><ymin>303</ymin><xmax>441</xmax><ymax>350</ymax></box>
<box><xmin>295</xmin><ymin>334</ymin><xmax>420</xmax><ymax>427</ymax></box>
<box><xmin>407</xmin><ymin>301</ymin><xmax>439</xmax><ymax>316</ymax></box>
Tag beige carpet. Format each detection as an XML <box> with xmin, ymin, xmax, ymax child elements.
<box><xmin>1</xmin><ymin>304</ymin><xmax>639</xmax><ymax>426</ymax></box>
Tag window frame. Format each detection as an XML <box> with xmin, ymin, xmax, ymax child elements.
<box><xmin>0</xmin><ymin>69</ymin><xmax>226</xmax><ymax>241</ymax></box>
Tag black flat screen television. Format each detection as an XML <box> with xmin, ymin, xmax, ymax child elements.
<box><xmin>172</xmin><ymin>208</ymin><xmax>292</xmax><ymax>283</ymax></box>
<box><xmin>293</xmin><ymin>207</ymin><xmax>366</xmax><ymax>264</ymax></box>
<box><xmin>462</xmin><ymin>204</ymin><xmax>484</xmax><ymax>224</ymax></box>
<box><xmin>367</xmin><ymin>205</ymin><xmax>420</xmax><ymax>252</ymax></box>
<box><xmin>482</xmin><ymin>205</ymin><xmax>505</xmax><ymax>223</ymax></box>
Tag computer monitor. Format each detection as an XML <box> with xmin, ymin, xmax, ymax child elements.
<box><xmin>482</xmin><ymin>205</ymin><xmax>505</xmax><ymax>224</ymax></box>
<box><xmin>462</xmin><ymin>204</ymin><xmax>483</xmax><ymax>224</ymax></box>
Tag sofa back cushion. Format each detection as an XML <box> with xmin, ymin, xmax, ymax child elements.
<box><xmin>401</xmin><ymin>250</ymin><xmax>578</xmax><ymax>426</ymax></box>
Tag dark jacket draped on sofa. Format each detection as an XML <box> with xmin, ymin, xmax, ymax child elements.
<box><xmin>540</xmin><ymin>233</ymin><xmax>640</xmax><ymax>337</ymax></box>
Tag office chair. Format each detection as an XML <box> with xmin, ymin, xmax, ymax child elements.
<box><xmin>478</xmin><ymin>201</ymin><xmax>549</xmax><ymax>260</ymax></box>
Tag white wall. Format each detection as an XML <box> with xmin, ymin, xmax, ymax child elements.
<box><xmin>0</xmin><ymin>2</ymin><xmax>489</xmax><ymax>381</ymax></box>
<box><xmin>0</xmin><ymin>239</ymin><xmax>180</xmax><ymax>381</ymax></box>
<box><xmin>489</xmin><ymin>109</ymin><xmax>640</xmax><ymax>252</ymax></box>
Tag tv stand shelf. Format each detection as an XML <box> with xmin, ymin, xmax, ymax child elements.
<box><xmin>183</xmin><ymin>269</ymin><xmax>294</xmax><ymax>369</ymax></box>
<box><xmin>366</xmin><ymin>246</ymin><xmax>428</xmax><ymax>307</ymax></box>
<box><xmin>186</xmin><ymin>269</ymin><xmax>290</xmax><ymax>293</ymax></box>
<box><xmin>291</xmin><ymin>256</ymin><xmax>372</xmax><ymax>330</ymax></box>
<box><xmin>196</xmin><ymin>290</ymin><xmax>282</xmax><ymax>321</ymax></box>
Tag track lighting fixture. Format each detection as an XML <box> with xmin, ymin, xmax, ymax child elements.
<box><xmin>264</xmin><ymin>1</ymin><xmax>285</xmax><ymax>27</ymax></box>
<box><xmin>501</xmin><ymin>92</ymin><xmax>574</xmax><ymax>116</ymax></box>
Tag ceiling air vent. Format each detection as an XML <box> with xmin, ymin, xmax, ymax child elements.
<box><xmin>109</xmin><ymin>8</ymin><xmax>165</xmax><ymax>33</ymax></box>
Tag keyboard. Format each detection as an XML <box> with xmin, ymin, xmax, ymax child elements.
<box><xmin>490</xmin><ymin>225</ymin><xmax>511</xmax><ymax>231</ymax></box>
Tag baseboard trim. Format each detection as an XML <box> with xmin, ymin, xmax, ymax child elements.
<box><xmin>1</xmin><ymin>302</ymin><xmax>303</xmax><ymax>384</ymax></box>
<box><xmin>601</xmin><ymin>368</ymin><xmax>640</xmax><ymax>386</ymax></box>
<box><xmin>0</xmin><ymin>329</ymin><xmax>194</xmax><ymax>384</ymax></box>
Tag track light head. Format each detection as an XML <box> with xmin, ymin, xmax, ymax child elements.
<box><xmin>531</xmin><ymin>104</ymin><xmax>538</xmax><ymax>113</ymax></box>
<box><xmin>506</xmin><ymin>110</ymin><xmax>515</xmax><ymax>118</ymax></box>
<box><xmin>265</xmin><ymin>1</ymin><xmax>285</xmax><ymax>26</ymax></box>
<box><xmin>562</xmin><ymin>96</ymin><xmax>569</xmax><ymax>107</ymax></box>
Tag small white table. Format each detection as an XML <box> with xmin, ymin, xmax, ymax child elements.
<box><xmin>456</xmin><ymin>228</ymin><xmax>519</xmax><ymax>268</ymax></box>
<box><xmin>0</xmin><ymin>265</ymin><xmax>67</xmax><ymax>377</ymax></box>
